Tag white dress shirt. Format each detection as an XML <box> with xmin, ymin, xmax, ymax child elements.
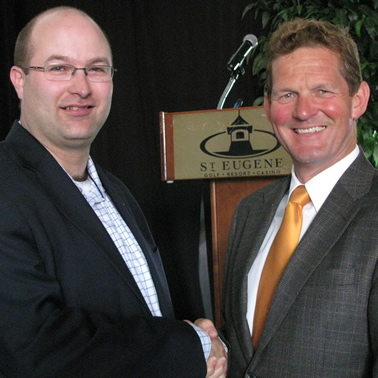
<box><xmin>246</xmin><ymin>146</ymin><xmax>360</xmax><ymax>334</ymax></box>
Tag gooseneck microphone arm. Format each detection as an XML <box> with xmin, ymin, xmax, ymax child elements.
<box><xmin>217</xmin><ymin>34</ymin><xmax>258</xmax><ymax>109</ymax></box>
<box><xmin>217</xmin><ymin>77</ymin><xmax>238</xmax><ymax>110</ymax></box>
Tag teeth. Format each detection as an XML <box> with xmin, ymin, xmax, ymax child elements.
<box><xmin>295</xmin><ymin>126</ymin><xmax>326</xmax><ymax>134</ymax></box>
<box><xmin>65</xmin><ymin>106</ymin><xmax>89</xmax><ymax>110</ymax></box>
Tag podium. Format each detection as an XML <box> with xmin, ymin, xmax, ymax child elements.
<box><xmin>160</xmin><ymin>106</ymin><xmax>292</xmax><ymax>326</ymax></box>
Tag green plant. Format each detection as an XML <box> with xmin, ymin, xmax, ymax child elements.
<box><xmin>243</xmin><ymin>0</ymin><xmax>378</xmax><ymax>167</ymax></box>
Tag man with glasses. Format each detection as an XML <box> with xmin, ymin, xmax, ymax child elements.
<box><xmin>19</xmin><ymin>63</ymin><xmax>117</xmax><ymax>82</ymax></box>
<box><xmin>0</xmin><ymin>6</ymin><xmax>226</xmax><ymax>377</ymax></box>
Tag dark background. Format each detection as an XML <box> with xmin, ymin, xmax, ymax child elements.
<box><xmin>0</xmin><ymin>0</ymin><xmax>261</xmax><ymax>320</ymax></box>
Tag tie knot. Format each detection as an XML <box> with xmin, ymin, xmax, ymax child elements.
<box><xmin>290</xmin><ymin>185</ymin><xmax>311</xmax><ymax>207</ymax></box>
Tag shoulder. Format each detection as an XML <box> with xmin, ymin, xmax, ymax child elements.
<box><xmin>229</xmin><ymin>176</ymin><xmax>289</xmax><ymax>230</ymax></box>
<box><xmin>238</xmin><ymin>175</ymin><xmax>290</xmax><ymax>209</ymax></box>
<box><xmin>340</xmin><ymin>153</ymin><xmax>378</xmax><ymax>203</ymax></box>
<box><xmin>0</xmin><ymin>143</ymin><xmax>32</xmax><ymax>192</ymax></box>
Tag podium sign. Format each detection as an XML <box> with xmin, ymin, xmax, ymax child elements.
<box><xmin>160</xmin><ymin>106</ymin><xmax>292</xmax><ymax>326</ymax></box>
<box><xmin>160</xmin><ymin>106</ymin><xmax>292</xmax><ymax>181</ymax></box>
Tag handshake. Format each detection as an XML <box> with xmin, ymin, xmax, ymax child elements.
<box><xmin>190</xmin><ymin>318</ymin><xmax>228</xmax><ymax>378</ymax></box>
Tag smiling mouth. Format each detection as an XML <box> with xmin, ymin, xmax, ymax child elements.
<box><xmin>295</xmin><ymin>126</ymin><xmax>326</xmax><ymax>134</ymax></box>
<box><xmin>63</xmin><ymin>106</ymin><xmax>93</xmax><ymax>110</ymax></box>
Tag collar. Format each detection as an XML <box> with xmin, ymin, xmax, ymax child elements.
<box><xmin>289</xmin><ymin>145</ymin><xmax>360</xmax><ymax>212</ymax></box>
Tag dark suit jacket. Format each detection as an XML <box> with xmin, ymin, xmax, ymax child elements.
<box><xmin>0</xmin><ymin>121</ymin><xmax>206</xmax><ymax>377</ymax></box>
<box><xmin>222</xmin><ymin>151</ymin><xmax>378</xmax><ymax>377</ymax></box>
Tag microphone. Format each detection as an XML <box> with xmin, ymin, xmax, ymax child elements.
<box><xmin>227</xmin><ymin>34</ymin><xmax>258</xmax><ymax>75</ymax></box>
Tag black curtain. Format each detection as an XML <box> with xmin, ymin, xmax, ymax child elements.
<box><xmin>0</xmin><ymin>0</ymin><xmax>260</xmax><ymax>321</ymax></box>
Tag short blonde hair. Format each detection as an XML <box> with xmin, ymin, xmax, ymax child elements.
<box><xmin>265</xmin><ymin>18</ymin><xmax>362</xmax><ymax>100</ymax></box>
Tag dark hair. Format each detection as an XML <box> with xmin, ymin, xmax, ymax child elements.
<box><xmin>265</xmin><ymin>18</ymin><xmax>362</xmax><ymax>99</ymax></box>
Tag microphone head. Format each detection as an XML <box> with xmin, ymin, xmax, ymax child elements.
<box><xmin>226</xmin><ymin>34</ymin><xmax>259</xmax><ymax>74</ymax></box>
<box><xmin>243</xmin><ymin>34</ymin><xmax>258</xmax><ymax>47</ymax></box>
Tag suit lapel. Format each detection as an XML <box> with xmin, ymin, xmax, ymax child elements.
<box><xmin>229</xmin><ymin>178</ymin><xmax>291</xmax><ymax>362</ymax></box>
<box><xmin>253</xmin><ymin>152</ymin><xmax>374</xmax><ymax>361</ymax></box>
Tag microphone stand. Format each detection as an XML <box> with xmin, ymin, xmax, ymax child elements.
<box><xmin>217</xmin><ymin>67</ymin><xmax>244</xmax><ymax>110</ymax></box>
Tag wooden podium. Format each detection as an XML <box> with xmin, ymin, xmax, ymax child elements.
<box><xmin>160</xmin><ymin>106</ymin><xmax>291</xmax><ymax>326</ymax></box>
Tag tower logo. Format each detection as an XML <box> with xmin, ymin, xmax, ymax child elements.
<box><xmin>200</xmin><ymin>111</ymin><xmax>280</xmax><ymax>159</ymax></box>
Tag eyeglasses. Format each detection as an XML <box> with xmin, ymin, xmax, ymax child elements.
<box><xmin>20</xmin><ymin>63</ymin><xmax>117</xmax><ymax>82</ymax></box>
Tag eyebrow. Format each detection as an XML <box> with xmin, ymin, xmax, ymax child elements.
<box><xmin>44</xmin><ymin>55</ymin><xmax>111</xmax><ymax>66</ymax></box>
<box><xmin>272</xmin><ymin>88</ymin><xmax>296</xmax><ymax>97</ymax></box>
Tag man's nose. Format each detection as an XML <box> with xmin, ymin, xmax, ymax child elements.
<box><xmin>68</xmin><ymin>69</ymin><xmax>91</xmax><ymax>97</ymax></box>
<box><xmin>293</xmin><ymin>94</ymin><xmax>317</xmax><ymax>120</ymax></box>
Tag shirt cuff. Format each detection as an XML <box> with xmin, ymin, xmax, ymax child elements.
<box><xmin>189</xmin><ymin>323</ymin><xmax>211</xmax><ymax>360</ymax></box>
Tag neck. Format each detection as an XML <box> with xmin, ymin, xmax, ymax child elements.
<box><xmin>71</xmin><ymin>170</ymin><xmax>89</xmax><ymax>182</ymax></box>
<box><xmin>294</xmin><ymin>148</ymin><xmax>357</xmax><ymax>184</ymax></box>
<box><xmin>48</xmin><ymin>146</ymin><xmax>90</xmax><ymax>181</ymax></box>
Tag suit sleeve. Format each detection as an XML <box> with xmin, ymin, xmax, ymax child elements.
<box><xmin>0</xmin><ymin>192</ymin><xmax>206</xmax><ymax>377</ymax></box>
<box><xmin>369</xmin><ymin>259</ymin><xmax>378</xmax><ymax>375</ymax></box>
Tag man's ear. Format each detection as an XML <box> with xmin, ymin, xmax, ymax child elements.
<box><xmin>10</xmin><ymin>66</ymin><xmax>25</xmax><ymax>101</ymax></box>
<box><xmin>264</xmin><ymin>93</ymin><xmax>272</xmax><ymax>122</ymax></box>
<box><xmin>352</xmin><ymin>81</ymin><xmax>370</xmax><ymax>120</ymax></box>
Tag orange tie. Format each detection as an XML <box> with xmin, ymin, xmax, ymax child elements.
<box><xmin>252</xmin><ymin>185</ymin><xmax>311</xmax><ymax>348</ymax></box>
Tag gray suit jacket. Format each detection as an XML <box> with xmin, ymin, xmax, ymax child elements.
<box><xmin>222</xmin><ymin>151</ymin><xmax>378</xmax><ymax>377</ymax></box>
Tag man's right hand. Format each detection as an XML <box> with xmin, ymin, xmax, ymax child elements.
<box><xmin>206</xmin><ymin>336</ymin><xmax>227</xmax><ymax>377</ymax></box>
